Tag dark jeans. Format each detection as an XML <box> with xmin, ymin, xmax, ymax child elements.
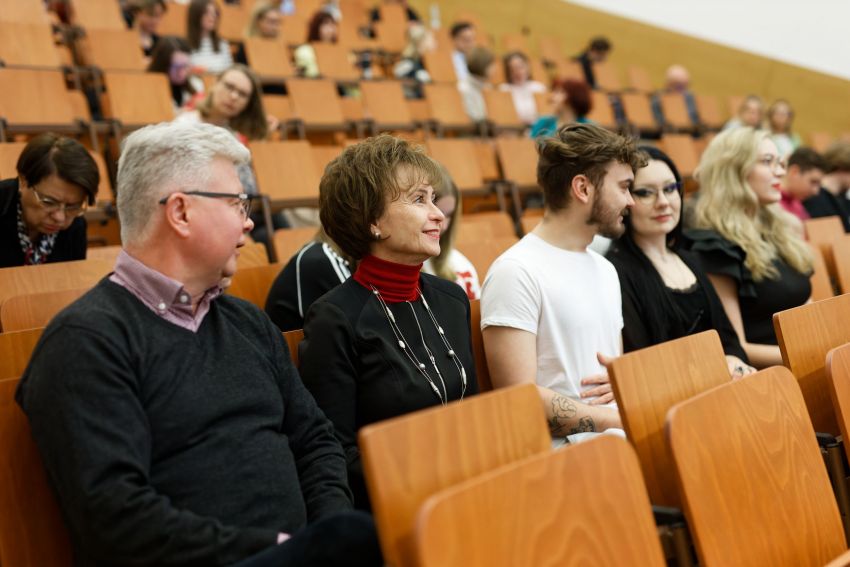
<box><xmin>233</xmin><ymin>511</ymin><xmax>383</xmax><ymax>567</ymax></box>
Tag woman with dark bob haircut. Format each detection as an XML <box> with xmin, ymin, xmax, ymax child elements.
<box><xmin>605</xmin><ymin>146</ymin><xmax>754</xmax><ymax>378</ymax></box>
<box><xmin>299</xmin><ymin>134</ymin><xmax>478</xmax><ymax>509</ymax></box>
<box><xmin>0</xmin><ymin>134</ymin><xmax>99</xmax><ymax>267</ymax></box>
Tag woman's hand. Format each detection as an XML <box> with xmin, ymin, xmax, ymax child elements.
<box><xmin>725</xmin><ymin>355</ymin><xmax>756</xmax><ymax>380</ymax></box>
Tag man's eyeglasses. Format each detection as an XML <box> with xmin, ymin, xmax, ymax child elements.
<box><xmin>630</xmin><ymin>182</ymin><xmax>682</xmax><ymax>205</ymax></box>
<box><xmin>29</xmin><ymin>186</ymin><xmax>87</xmax><ymax>217</ymax></box>
<box><xmin>159</xmin><ymin>191</ymin><xmax>252</xmax><ymax>220</ymax></box>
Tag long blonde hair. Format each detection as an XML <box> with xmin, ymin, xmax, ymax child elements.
<box><xmin>430</xmin><ymin>165</ymin><xmax>461</xmax><ymax>282</ymax></box>
<box><xmin>691</xmin><ymin>127</ymin><xmax>812</xmax><ymax>281</ymax></box>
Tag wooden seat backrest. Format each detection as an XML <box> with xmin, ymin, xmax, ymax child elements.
<box><xmin>805</xmin><ymin>215</ymin><xmax>845</xmax><ymax>282</ymax></box>
<box><xmin>0</xmin><ymin>0</ymin><xmax>51</xmax><ymax>24</ymax></box>
<box><xmin>0</xmin><ymin>22</ymin><xmax>62</xmax><ymax>68</ymax></box>
<box><xmin>468</xmin><ymin>299</ymin><xmax>490</xmax><ymax>391</ymax></box>
<box><xmin>235</xmin><ymin>241</ymin><xmax>269</xmax><ymax>269</ymax></box>
<box><xmin>0</xmin><ymin>259</ymin><xmax>113</xmax><ymax>305</ymax></box>
<box><xmin>250</xmin><ymin>140</ymin><xmax>320</xmax><ymax>206</ymax></box>
<box><xmin>627</xmin><ymin>64</ymin><xmax>654</xmax><ymax>93</ymax></box>
<box><xmin>79</xmin><ymin>29</ymin><xmax>147</xmax><ymax>72</ymax></box>
<box><xmin>426</xmin><ymin>138</ymin><xmax>484</xmax><ymax>192</ymax></box>
<box><xmin>226</xmin><ymin>262</ymin><xmax>283</xmax><ymax>309</ymax></box>
<box><xmin>586</xmin><ymin>91</ymin><xmax>617</xmax><ymax>129</ymax></box>
<box><xmin>829</xmin><ymin>234</ymin><xmax>850</xmax><ymax>294</ymax></box>
<box><xmin>272</xmin><ymin>228</ymin><xmax>319</xmax><ymax>264</ymax></box>
<box><xmin>312</xmin><ymin>42</ymin><xmax>360</xmax><ymax>81</ymax></box>
<box><xmin>826</xmin><ymin>342</ymin><xmax>850</xmax><ymax>472</ymax></box>
<box><xmin>422</xmin><ymin>49</ymin><xmax>457</xmax><ymax>83</ymax></box>
<box><xmin>286</xmin><ymin>78</ymin><xmax>346</xmax><ymax>127</ymax></box>
<box><xmin>608</xmin><ymin>330</ymin><xmax>729</xmax><ymax>507</ymax></box>
<box><xmin>102</xmin><ymin>71</ymin><xmax>174</xmax><ymax>126</ymax></box>
<box><xmin>659</xmin><ymin>92</ymin><xmax>693</xmax><ymax>129</ymax></box>
<box><xmin>773</xmin><ymin>293</ymin><xmax>850</xmax><ymax>436</ymax></box>
<box><xmin>809</xmin><ymin>244</ymin><xmax>835</xmax><ymax>301</ymax></box>
<box><xmin>282</xmin><ymin>328</ymin><xmax>304</xmax><ymax>367</ymax></box>
<box><xmin>456</xmin><ymin>211</ymin><xmax>517</xmax><ymax>248</ymax></box>
<box><xmin>0</xmin><ymin>68</ymin><xmax>77</xmax><ymax>128</ymax></box>
<box><xmin>660</xmin><ymin>134</ymin><xmax>699</xmax><ymax>178</ymax></box>
<box><xmin>0</xmin><ymin>142</ymin><xmax>28</xmax><ymax>179</ymax></box>
<box><xmin>243</xmin><ymin>37</ymin><xmax>294</xmax><ymax>79</ymax></box>
<box><xmin>415</xmin><ymin>436</ymin><xmax>666</xmax><ymax>567</ymax></box>
<box><xmin>360</xmin><ymin>80</ymin><xmax>413</xmax><ymax>127</ymax></box>
<box><xmin>667</xmin><ymin>366</ymin><xmax>845</xmax><ymax>567</ymax></box>
<box><xmin>359</xmin><ymin>382</ymin><xmax>550</xmax><ymax>567</ymax></box>
<box><xmin>71</xmin><ymin>0</ymin><xmax>126</xmax><ymax>30</ymax></box>
<box><xmin>0</xmin><ymin>288</ymin><xmax>87</xmax><ymax>333</ymax></box>
<box><xmin>157</xmin><ymin>2</ymin><xmax>187</xmax><ymax>35</ymax></box>
<box><xmin>0</xmin><ymin>328</ymin><xmax>43</xmax><ymax>380</ymax></box>
<box><xmin>620</xmin><ymin>92</ymin><xmax>657</xmax><ymax>131</ymax></box>
<box><xmin>482</xmin><ymin>90</ymin><xmax>522</xmax><ymax>128</ymax></box>
<box><xmin>593</xmin><ymin>61</ymin><xmax>621</xmax><ymax>92</ymax></box>
<box><xmin>0</xmin><ymin>376</ymin><xmax>73</xmax><ymax>567</ymax></box>
<box><xmin>423</xmin><ymin>83</ymin><xmax>473</xmax><ymax>127</ymax></box>
<box><xmin>537</xmin><ymin>36</ymin><xmax>562</xmax><ymax>63</ymax></box>
<box><xmin>694</xmin><ymin>94</ymin><xmax>726</xmax><ymax>129</ymax></box>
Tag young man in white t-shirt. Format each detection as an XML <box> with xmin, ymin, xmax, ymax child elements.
<box><xmin>481</xmin><ymin>123</ymin><xmax>646</xmax><ymax>443</ymax></box>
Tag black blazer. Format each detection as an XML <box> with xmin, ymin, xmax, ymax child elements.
<box><xmin>0</xmin><ymin>178</ymin><xmax>87</xmax><ymax>268</ymax></box>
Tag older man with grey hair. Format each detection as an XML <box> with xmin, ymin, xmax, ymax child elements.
<box><xmin>17</xmin><ymin>122</ymin><xmax>382</xmax><ymax>567</ymax></box>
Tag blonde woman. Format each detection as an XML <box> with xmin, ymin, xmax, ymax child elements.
<box><xmin>686</xmin><ymin>127</ymin><xmax>813</xmax><ymax>367</ymax></box>
<box><xmin>422</xmin><ymin>167</ymin><xmax>481</xmax><ymax>299</ymax></box>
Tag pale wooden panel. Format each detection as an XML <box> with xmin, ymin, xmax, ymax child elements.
<box><xmin>286</xmin><ymin>78</ymin><xmax>346</xmax><ymax>128</ymax></box>
<box><xmin>262</xmin><ymin>95</ymin><xmax>294</xmax><ymax>122</ymax></box>
<box><xmin>361</xmin><ymin>81</ymin><xmax>414</xmax><ymax>129</ymax></box>
<box><xmin>359</xmin><ymin>383</ymin><xmax>551</xmax><ymax>567</ymax></box>
<box><xmin>103</xmin><ymin>71</ymin><xmax>175</xmax><ymax>126</ymax></box>
<box><xmin>0</xmin><ymin>143</ymin><xmax>28</xmax><ymax>179</ymax></box>
<box><xmin>593</xmin><ymin>61</ymin><xmax>621</xmax><ymax>92</ymax></box>
<box><xmin>472</xmin><ymin>139</ymin><xmax>499</xmax><ymax>182</ymax></box>
<box><xmin>773</xmin><ymin>293</ymin><xmax>850</xmax><ymax>436</ymax></box>
<box><xmin>416</xmin><ymin>437</ymin><xmax>665</xmax><ymax>567</ymax></box>
<box><xmin>667</xmin><ymin>366</ymin><xmax>845</xmax><ymax>567</ymax></box>
<box><xmin>218</xmin><ymin>3</ymin><xmax>248</xmax><ymax>42</ymax></box>
<box><xmin>456</xmin><ymin>211</ymin><xmax>516</xmax><ymax>248</ymax></box>
<box><xmin>695</xmin><ymin>93</ymin><xmax>726</xmax><ymax>130</ymax></box>
<box><xmin>660</xmin><ymin>134</ymin><xmax>699</xmax><ymax>179</ymax></box>
<box><xmin>244</xmin><ymin>37</ymin><xmax>294</xmax><ymax>79</ymax></box>
<box><xmin>0</xmin><ymin>377</ymin><xmax>73</xmax><ymax>567</ymax></box>
<box><xmin>312</xmin><ymin>43</ymin><xmax>360</xmax><ymax>82</ymax></box>
<box><xmin>310</xmin><ymin>145</ymin><xmax>343</xmax><ymax>176</ymax></box>
<box><xmin>804</xmin><ymin>216</ymin><xmax>845</xmax><ymax>285</ymax></box>
<box><xmin>79</xmin><ymin>29</ymin><xmax>147</xmax><ymax>72</ymax></box>
<box><xmin>620</xmin><ymin>92</ymin><xmax>658</xmax><ymax>132</ymax></box>
<box><xmin>832</xmin><ymin>234</ymin><xmax>850</xmax><ymax>294</ymax></box>
<box><xmin>158</xmin><ymin>2</ymin><xmax>188</xmax><ymax>36</ymax></box>
<box><xmin>423</xmin><ymin>83</ymin><xmax>474</xmax><ymax>129</ymax></box>
<box><xmin>0</xmin><ymin>23</ymin><xmax>62</xmax><ymax>68</ymax></box>
<box><xmin>0</xmin><ymin>328</ymin><xmax>43</xmax><ymax>380</ymax></box>
<box><xmin>1</xmin><ymin>288</ymin><xmax>87</xmax><ymax>333</ymax></box>
<box><xmin>226</xmin><ymin>262</ymin><xmax>282</xmax><ymax>309</ymax></box>
<box><xmin>0</xmin><ymin>68</ymin><xmax>77</xmax><ymax>129</ymax></box>
<box><xmin>659</xmin><ymin>92</ymin><xmax>693</xmax><ymax>130</ymax></box>
<box><xmin>809</xmin><ymin>244</ymin><xmax>835</xmax><ymax>302</ymax></box>
<box><xmin>586</xmin><ymin>90</ymin><xmax>616</xmax><ymax>129</ymax></box>
<box><xmin>460</xmin><ymin>235</ymin><xmax>516</xmax><ymax>282</ymax></box>
<box><xmin>627</xmin><ymin>64</ymin><xmax>654</xmax><ymax>93</ymax></box>
<box><xmin>250</xmin><ymin>140</ymin><xmax>320</xmax><ymax>206</ymax></box>
<box><xmin>422</xmin><ymin>48</ymin><xmax>457</xmax><ymax>83</ymax></box>
<box><xmin>235</xmin><ymin>241</ymin><xmax>269</xmax><ymax>269</ymax></box>
<box><xmin>0</xmin><ymin>260</ymin><xmax>113</xmax><ymax>305</ymax></box>
<box><xmin>467</xmin><ymin>299</ymin><xmax>489</xmax><ymax>391</ymax></box>
<box><xmin>272</xmin><ymin>227</ymin><xmax>319</xmax><ymax>264</ymax></box>
<box><xmin>495</xmin><ymin>136</ymin><xmax>538</xmax><ymax>188</ymax></box>
<box><xmin>608</xmin><ymin>330</ymin><xmax>729</xmax><ymax>507</ymax></box>
<box><xmin>482</xmin><ymin>90</ymin><xmax>522</xmax><ymax>129</ymax></box>
<box><xmin>827</xmin><ymin>343</ymin><xmax>850</xmax><ymax>481</ymax></box>
<box><xmin>426</xmin><ymin>138</ymin><xmax>484</xmax><ymax>191</ymax></box>
<box><xmin>0</xmin><ymin>0</ymin><xmax>50</xmax><ymax>24</ymax></box>
<box><xmin>85</xmin><ymin>245</ymin><xmax>121</xmax><ymax>264</ymax></box>
<box><xmin>283</xmin><ymin>328</ymin><xmax>303</xmax><ymax>367</ymax></box>
<box><xmin>71</xmin><ymin>0</ymin><xmax>126</xmax><ymax>29</ymax></box>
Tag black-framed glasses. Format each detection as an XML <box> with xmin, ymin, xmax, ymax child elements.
<box><xmin>29</xmin><ymin>186</ymin><xmax>88</xmax><ymax>217</ymax></box>
<box><xmin>630</xmin><ymin>182</ymin><xmax>682</xmax><ymax>205</ymax></box>
<box><xmin>158</xmin><ymin>191</ymin><xmax>252</xmax><ymax>220</ymax></box>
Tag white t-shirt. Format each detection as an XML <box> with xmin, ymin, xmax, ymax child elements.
<box><xmin>190</xmin><ymin>36</ymin><xmax>233</xmax><ymax>74</ymax></box>
<box><xmin>422</xmin><ymin>249</ymin><xmax>481</xmax><ymax>300</ymax></box>
<box><xmin>498</xmin><ymin>80</ymin><xmax>546</xmax><ymax>124</ymax></box>
<box><xmin>481</xmin><ymin>233</ymin><xmax>623</xmax><ymax>406</ymax></box>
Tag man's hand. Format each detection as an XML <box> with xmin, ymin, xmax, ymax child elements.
<box><xmin>580</xmin><ymin>353</ymin><xmax>615</xmax><ymax>405</ymax></box>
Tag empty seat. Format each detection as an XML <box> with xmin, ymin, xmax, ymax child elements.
<box><xmin>286</xmin><ymin>78</ymin><xmax>348</xmax><ymax>133</ymax></box>
<box><xmin>101</xmin><ymin>71</ymin><xmax>174</xmax><ymax>139</ymax></box>
<box><xmin>0</xmin><ymin>288</ymin><xmax>87</xmax><ymax>333</ymax></box>
<box><xmin>0</xmin><ymin>22</ymin><xmax>63</xmax><ymax>68</ymax></box>
<box><xmin>78</xmin><ymin>29</ymin><xmax>147</xmax><ymax>72</ymax></box>
<box><xmin>360</xmin><ymin>81</ymin><xmax>415</xmax><ymax>133</ymax></box>
<box><xmin>226</xmin><ymin>262</ymin><xmax>283</xmax><ymax>309</ymax></box>
<box><xmin>423</xmin><ymin>83</ymin><xmax>475</xmax><ymax>135</ymax></box>
<box><xmin>250</xmin><ymin>140</ymin><xmax>321</xmax><ymax>208</ymax></box>
<box><xmin>242</xmin><ymin>37</ymin><xmax>295</xmax><ymax>81</ymax></box>
<box><xmin>0</xmin><ymin>68</ymin><xmax>86</xmax><ymax>141</ymax></box>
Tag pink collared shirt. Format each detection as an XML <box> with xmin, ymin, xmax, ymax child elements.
<box><xmin>109</xmin><ymin>250</ymin><xmax>222</xmax><ymax>333</ymax></box>
<box><xmin>779</xmin><ymin>190</ymin><xmax>811</xmax><ymax>222</ymax></box>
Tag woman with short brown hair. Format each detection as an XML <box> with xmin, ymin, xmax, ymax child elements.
<box><xmin>299</xmin><ymin>134</ymin><xmax>478</xmax><ymax>510</ymax></box>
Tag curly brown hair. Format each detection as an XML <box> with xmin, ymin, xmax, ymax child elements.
<box><xmin>319</xmin><ymin>135</ymin><xmax>444</xmax><ymax>260</ymax></box>
<box><xmin>537</xmin><ymin>123</ymin><xmax>646</xmax><ymax>212</ymax></box>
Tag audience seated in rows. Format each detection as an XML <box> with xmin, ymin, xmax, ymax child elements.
<box><xmin>125</xmin><ymin>0</ymin><xmax>166</xmax><ymax>58</ymax></box>
<box><xmin>722</xmin><ymin>94</ymin><xmax>764</xmax><ymax>131</ymax></box>
<box><xmin>458</xmin><ymin>46</ymin><xmax>496</xmax><ymax>123</ymax></box>
<box><xmin>685</xmin><ymin>127</ymin><xmax>813</xmax><ymax>367</ymax></box>
<box><xmin>450</xmin><ymin>21</ymin><xmax>476</xmax><ymax>83</ymax></box>
<box><xmin>651</xmin><ymin>64</ymin><xmax>699</xmax><ymax>128</ymax></box>
<box><xmin>187</xmin><ymin>0</ymin><xmax>234</xmax><ymax>74</ymax></box>
<box><xmin>147</xmin><ymin>35</ymin><xmax>203</xmax><ymax>112</ymax></box>
<box><xmin>767</xmin><ymin>99</ymin><xmax>801</xmax><ymax>158</ymax></box>
<box><xmin>605</xmin><ymin>145</ymin><xmax>754</xmax><ymax>377</ymax></box>
<box><xmin>235</xmin><ymin>1</ymin><xmax>283</xmax><ymax>64</ymax></box>
<box><xmin>294</xmin><ymin>11</ymin><xmax>339</xmax><ymax>78</ymax></box>
<box><xmin>779</xmin><ymin>147</ymin><xmax>826</xmax><ymax>223</ymax></box>
<box><xmin>482</xmin><ymin>124</ymin><xmax>644</xmax><ymax>445</ymax></box>
<box><xmin>498</xmin><ymin>51</ymin><xmax>547</xmax><ymax>125</ymax></box>
<box><xmin>1</xmin><ymin>135</ymin><xmax>99</xmax><ymax>268</ymax></box>
<box><xmin>574</xmin><ymin>36</ymin><xmax>611</xmax><ymax>90</ymax></box>
<box><xmin>299</xmin><ymin>135</ymin><xmax>478</xmax><ymax>509</ymax></box>
<box><xmin>16</xmin><ymin>121</ymin><xmax>383</xmax><ymax>567</ymax></box>
<box><xmin>393</xmin><ymin>23</ymin><xmax>434</xmax><ymax>98</ymax></box>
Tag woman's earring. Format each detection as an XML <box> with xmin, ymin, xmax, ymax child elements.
<box><xmin>373</xmin><ymin>231</ymin><xmax>381</xmax><ymax>240</ymax></box>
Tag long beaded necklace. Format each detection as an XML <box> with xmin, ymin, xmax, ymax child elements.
<box><xmin>370</xmin><ymin>285</ymin><xmax>467</xmax><ymax>405</ymax></box>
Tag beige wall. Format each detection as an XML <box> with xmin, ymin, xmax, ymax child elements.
<box><xmin>410</xmin><ymin>0</ymin><xmax>850</xmax><ymax>141</ymax></box>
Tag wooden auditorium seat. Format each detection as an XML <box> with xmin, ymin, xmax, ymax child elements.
<box><xmin>586</xmin><ymin>91</ymin><xmax>617</xmax><ymax>130</ymax></box>
<box><xmin>455</xmin><ymin>211</ymin><xmax>518</xmax><ymax>249</ymax></box>
<box><xmin>422</xmin><ymin>49</ymin><xmax>457</xmax><ymax>83</ymax></box>
<box><xmin>235</xmin><ymin>241</ymin><xmax>270</xmax><ymax>269</ymax></box>
<box><xmin>101</xmin><ymin>71</ymin><xmax>174</xmax><ymax>140</ymax></box>
<box><xmin>312</xmin><ymin>43</ymin><xmax>361</xmax><ymax>82</ymax></box>
<box><xmin>592</xmin><ymin>61</ymin><xmax>622</xmax><ymax>92</ymax></box>
<box><xmin>0</xmin><ymin>328</ymin><xmax>43</xmax><ymax>381</ymax></box>
<box><xmin>694</xmin><ymin>93</ymin><xmax>727</xmax><ymax>131</ymax></box>
<box><xmin>667</xmin><ymin>366</ymin><xmax>847</xmax><ymax>567</ymax></box>
<box><xmin>77</xmin><ymin>29</ymin><xmax>147</xmax><ymax>72</ymax></box>
<box><xmin>627</xmin><ymin>65</ymin><xmax>654</xmax><ymax>93</ymax></box>
<box><xmin>459</xmin><ymin>236</ymin><xmax>517</xmax><ymax>283</ymax></box>
<box><xmin>426</xmin><ymin>138</ymin><xmax>502</xmax><ymax>207</ymax></box>
<box><xmin>218</xmin><ymin>3</ymin><xmax>248</xmax><ymax>43</ymax></box>
<box><xmin>70</xmin><ymin>0</ymin><xmax>126</xmax><ymax>30</ymax></box>
<box><xmin>0</xmin><ymin>22</ymin><xmax>64</xmax><ymax>69</ymax></box>
<box><xmin>0</xmin><ymin>376</ymin><xmax>73</xmax><ymax>567</ymax></box>
<box><xmin>360</xmin><ymin>80</ymin><xmax>416</xmax><ymax>133</ymax></box>
<box><xmin>423</xmin><ymin>83</ymin><xmax>475</xmax><ymax>135</ymax></box>
<box><xmin>0</xmin><ymin>142</ymin><xmax>28</xmax><ymax>178</ymax></box>
<box><xmin>0</xmin><ymin>288</ymin><xmax>88</xmax><ymax>333</ymax></box>
<box><xmin>805</xmin><ymin>215</ymin><xmax>846</xmax><ymax>284</ymax></box>
<box><xmin>0</xmin><ymin>0</ymin><xmax>52</xmax><ymax>24</ymax></box>
<box><xmin>243</xmin><ymin>37</ymin><xmax>295</xmax><ymax>82</ymax></box>
<box><xmin>272</xmin><ymin>227</ymin><xmax>319</xmax><ymax>264</ymax></box>
<box><xmin>359</xmin><ymin>383</ymin><xmax>550</xmax><ymax>567</ymax></box>
<box><xmin>468</xmin><ymin>299</ymin><xmax>490</xmax><ymax>391</ymax></box>
<box><xmin>658</xmin><ymin>92</ymin><xmax>695</xmax><ymax>132</ymax></box>
<box><xmin>250</xmin><ymin>140</ymin><xmax>321</xmax><ymax>208</ymax></box>
<box><xmin>537</xmin><ymin>36</ymin><xmax>563</xmax><ymax>64</ymax></box>
<box><xmin>415</xmin><ymin>437</ymin><xmax>666</xmax><ymax>567</ymax></box>
<box><xmin>0</xmin><ymin>68</ymin><xmax>88</xmax><ymax>142</ymax></box>
<box><xmin>286</xmin><ymin>79</ymin><xmax>348</xmax><ymax>133</ymax></box>
<box><xmin>829</xmin><ymin>234</ymin><xmax>850</xmax><ymax>294</ymax></box>
<box><xmin>608</xmin><ymin>330</ymin><xmax>730</xmax><ymax>508</ymax></box>
<box><xmin>482</xmin><ymin>90</ymin><xmax>524</xmax><ymax>133</ymax></box>
<box><xmin>0</xmin><ymin>259</ymin><xmax>114</xmax><ymax>306</ymax></box>
<box><xmin>283</xmin><ymin>329</ymin><xmax>304</xmax><ymax>367</ymax></box>
<box><xmin>226</xmin><ymin>262</ymin><xmax>283</xmax><ymax>309</ymax></box>
<box><xmin>660</xmin><ymin>134</ymin><xmax>700</xmax><ymax>179</ymax></box>
<box><xmin>810</xmin><ymin>244</ymin><xmax>836</xmax><ymax>301</ymax></box>
<box><xmin>157</xmin><ymin>1</ymin><xmax>188</xmax><ymax>36</ymax></box>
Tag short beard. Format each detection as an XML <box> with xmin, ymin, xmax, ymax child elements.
<box><xmin>587</xmin><ymin>189</ymin><xmax>626</xmax><ymax>239</ymax></box>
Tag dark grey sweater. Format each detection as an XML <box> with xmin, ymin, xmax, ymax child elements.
<box><xmin>17</xmin><ymin>279</ymin><xmax>352</xmax><ymax>566</ymax></box>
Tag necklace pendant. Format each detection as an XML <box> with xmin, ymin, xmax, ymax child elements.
<box><xmin>447</xmin><ymin>349</ymin><xmax>455</xmax><ymax>357</ymax></box>
<box><xmin>398</xmin><ymin>340</ymin><xmax>406</xmax><ymax>349</ymax></box>
<box><xmin>418</xmin><ymin>362</ymin><xmax>426</xmax><ymax>369</ymax></box>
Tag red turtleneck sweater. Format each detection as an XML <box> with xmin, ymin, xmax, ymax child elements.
<box><xmin>353</xmin><ymin>254</ymin><xmax>422</xmax><ymax>303</ymax></box>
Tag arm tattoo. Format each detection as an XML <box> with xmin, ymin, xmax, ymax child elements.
<box><xmin>568</xmin><ymin>416</ymin><xmax>596</xmax><ymax>435</ymax></box>
<box><xmin>547</xmin><ymin>394</ymin><xmax>578</xmax><ymax>435</ymax></box>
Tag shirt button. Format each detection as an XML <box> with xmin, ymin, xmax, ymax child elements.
<box><xmin>157</xmin><ymin>302</ymin><xmax>167</xmax><ymax>312</ymax></box>
<box><xmin>179</xmin><ymin>294</ymin><xmax>189</xmax><ymax>304</ymax></box>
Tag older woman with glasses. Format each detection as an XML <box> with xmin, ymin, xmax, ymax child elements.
<box><xmin>298</xmin><ymin>135</ymin><xmax>478</xmax><ymax>510</ymax></box>
<box><xmin>605</xmin><ymin>146</ymin><xmax>753</xmax><ymax>379</ymax></box>
<box><xmin>0</xmin><ymin>134</ymin><xmax>99</xmax><ymax>267</ymax></box>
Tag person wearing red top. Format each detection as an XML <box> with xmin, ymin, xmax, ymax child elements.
<box><xmin>779</xmin><ymin>147</ymin><xmax>826</xmax><ymax>223</ymax></box>
<box><xmin>299</xmin><ymin>135</ymin><xmax>478</xmax><ymax>510</ymax></box>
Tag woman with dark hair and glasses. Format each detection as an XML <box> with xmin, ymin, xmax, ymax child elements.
<box><xmin>0</xmin><ymin>134</ymin><xmax>99</xmax><ymax>267</ymax></box>
<box><xmin>605</xmin><ymin>146</ymin><xmax>754</xmax><ymax>379</ymax></box>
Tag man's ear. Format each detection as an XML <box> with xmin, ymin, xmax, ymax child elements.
<box><xmin>162</xmin><ymin>194</ymin><xmax>192</xmax><ymax>239</ymax></box>
<box><xmin>571</xmin><ymin>174</ymin><xmax>592</xmax><ymax>205</ymax></box>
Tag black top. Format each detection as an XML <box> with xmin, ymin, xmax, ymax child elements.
<box><xmin>607</xmin><ymin>244</ymin><xmax>748</xmax><ymax>360</ymax></box>
<box><xmin>803</xmin><ymin>187</ymin><xmax>850</xmax><ymax>232</ymax></box>
<box><xmin>299</xmin><ymin>274</ymin><xmax>478</xmax><ymax>510</ymax></box>
<box><xmin>684</xmin><ymin>229</ymin><xmax>811</xmax><ymax>345</ymax></box>
<box><xmin>0</xmin><ymin>178</ymin><xmax>88</xmax><ymax>268</ymax></box>
<box><xmin>17</xmin><ymin>280</ymin><xmax>352</xmax><ymax>566</ymax></box>
<box><xmin>575</xmin><ymin>51</ymin><xmax>596</xmax><ymax>89</ymax></box>
<box><xmin>265</xmin><ymin>241</ymin><xmax>351</xmax><ymax>332</ymax></box>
